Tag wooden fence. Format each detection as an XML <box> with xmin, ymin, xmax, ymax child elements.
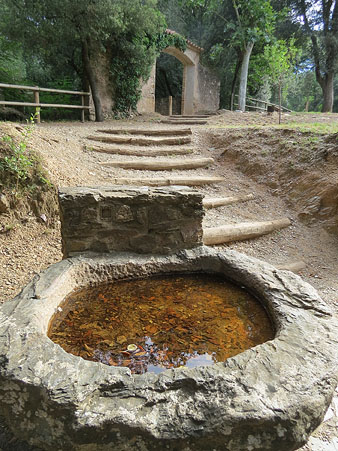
<box><xmin>0</xmin><ymin>83</ymin><xmax>91</xmax><ymax>122</ymax></box>
<box><xmin>232</xmin><ymin>94</ymin><xmax>292</xmax><ymax>113</ymax></box>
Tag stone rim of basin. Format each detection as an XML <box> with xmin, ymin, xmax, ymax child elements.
<box><xmin>0</xmin><ymin>246</ymin><xmax>337</xmax><ymax>451</ymax></box>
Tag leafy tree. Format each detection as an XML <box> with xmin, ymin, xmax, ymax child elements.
<box><xmin>231</xmin><ymin>0</ymin><xmax>276</xmax><ymax>111</ymax></box>
<box><xmin>263</xmin><ymin>39</ymin><xmax>298</xmax><ymax>122</ymax></box>
<box><xmin>0</xmin><ymin>36</ymin><xmax>26</xmax><ymax>84</ymax></box>
<box><xmin>0</xmin><ymin>0</ymin><xmax>166</xmax><ymax>121</ymax></box>
<box><xmin>178</xmin><ymin>0</ymin><xmax>277</xmax><ymax>110</ymax></box>
<box><xmin>290</xmin><ymin>0</ymin><xmax>338</xmax><ymax>112</ymax></box>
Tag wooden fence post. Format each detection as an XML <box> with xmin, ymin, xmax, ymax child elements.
<box><xmin>231</xmin><ymin>93</ymin><xmax>234</xmax><ymax>111</ymax></box>
<box><xmin>81</xmin><ymin>95</ymin><xmax>85</xmax><ymax>123</ymax></box>
<box><xmin>33</xmin><ymin>88</ymin><xmax>41</xmax><ymax>123</ymax></box>
<box><xmin>168</xmin><ymin>96</ymin><xmax>173</xmax><ymax>116</ymax></box>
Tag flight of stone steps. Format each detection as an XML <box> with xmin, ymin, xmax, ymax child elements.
<box><xmin>84</xmin><ymin>123</ymin><xmax>302</xmax><ymax>272</ymax></box>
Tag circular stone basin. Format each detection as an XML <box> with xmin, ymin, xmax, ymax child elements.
<box><xmin>0</xmin><ymin>247</ymin><xmax>337</xmax><ymax>451</ymax></box>
<box><xmin>48</xmin><ymin>274</ymin><xmax>274</xmax><ymax>374</ymax></box>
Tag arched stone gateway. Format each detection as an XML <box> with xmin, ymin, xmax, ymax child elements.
<box><xmin>138</xmin><ymin>30</ymin><xmax>220</xmax><ymax>115</ymax></box>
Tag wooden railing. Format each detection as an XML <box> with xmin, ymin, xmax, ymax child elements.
<box><xmin>232</xmin><ymin>94</ymin><xmax>292</xmax><ymax>113</ymax></box>
<box><xmin>0</xmin><ymin>83</ymin><xmax>91</xmax><ymax>122</ymax></box>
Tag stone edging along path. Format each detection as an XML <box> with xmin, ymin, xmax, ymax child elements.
<box><xmin>0</xmin><ymin>247</ymin><xmax>337</xmax><ymax>451</ymax></box>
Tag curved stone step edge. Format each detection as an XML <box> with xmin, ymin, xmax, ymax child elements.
<box><xmin>161</xmin><ymin>120</ymin><xmax>207</xmax><ymax>125</ymax></box>
<box><xmin>86</xmin><ymin>135</ymin><xmax>192</xmax><ymax>146</ymax></box>
<box><xmin>96</xmin><ymin>128</ymin><xmax>192</xmax><ymax>136</ymax></box>
<box><xmin>85</xmin><ymin>145</ymin><xmax>194</xmax><ymax>157</ymax></box>
<box><xmin>100</xmin><ymin>158</ymin><xmax>214</xmax><ymax>171</ymax></box>
<box><xmin>170</xmin><ymin>115</ymin><xmax>211</xmax><ymax>119</ymax></box>
<box><xmin>110</xmin><ymin>176</ymin><xmax>225</xmax><ymax>187</ymax></box>
<box><xmin>203</xmin><ymin>194</ymin><xmax>255</xmax><ymax>209</ymax></box>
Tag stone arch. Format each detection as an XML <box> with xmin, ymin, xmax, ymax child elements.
<box><xmin>161</xmin><ymin>44</ymin><xmax>200</xmax><ymax>115</ymax></box>
<box><xmin>137</xmin><ymin>33</ymin><xmax>220</xmax><ymax>116</ymax></box>
<box><xmin>162</xmin><ymin>46</ymin><xmax>196</xmax><ymax>66</ymax></box>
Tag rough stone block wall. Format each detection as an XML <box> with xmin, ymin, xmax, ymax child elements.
<box><xmin>155</xmin><ymin>97</ymin><xmax>170</xmax><ymax>116</ymax></box>
<box><xmin>137</xmin><ymin>65</ymin><xmax>156</xmax><ymax>113</ymax></box>
<box><xmin>195</xmin><ymin>64</ymin><xmax>220</xmax><ymax>113</ymax></box>
<box><xmin>155</xmin><ymin>97</ymin><xmax>181</xmax><ymax>116</ymax></box>
<box><xmin>59</xmin><ymin>186</ymin><xmax>204</xmax><ymax>257</ymax></box>
<box><xmin>172</xmin><ymin>97</ymin><xmax>182</xmax><ymax>115</ymax></box>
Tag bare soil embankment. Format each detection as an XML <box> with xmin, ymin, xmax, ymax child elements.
<box><xmin>208</xmin><ymin>126</ymin><xmax>338</xmax><ymax>233</ymax></box>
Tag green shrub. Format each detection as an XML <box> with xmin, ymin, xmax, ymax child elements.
<box><xmin>0</xmin><ymin>114</ymin><xmax>52</xmax><ymax>192</ymax></box>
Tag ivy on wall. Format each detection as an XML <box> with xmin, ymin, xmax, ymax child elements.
<box><xmin>112</xmin><ymin>31</ymin><xmax>187</xmax><ymax>116</ymax></box>
<box><xmin>156</xmin><ymin>32</ymin><xmax>187</xmax><ymax>53</ymax></box>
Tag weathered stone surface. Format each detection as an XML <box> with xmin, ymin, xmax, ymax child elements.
<box><xmin>0</xmin><ymin>193</ymin><xmax>10</xmax><ymax>214</ymax></box>
<box><xmin>58</xmin><ymin>186</ymin><xmax>204</xmax><ymax>257</ymax></box>
<box><xmin>0</xmin><ymin>247</ymin><xmax>337</xmax><ymax>451</ymax></box>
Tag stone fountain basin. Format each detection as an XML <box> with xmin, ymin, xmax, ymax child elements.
<box><xmin>0</xmin><ymin>246</ymin><xmax>337</xmax><ymax>451</ymax></box>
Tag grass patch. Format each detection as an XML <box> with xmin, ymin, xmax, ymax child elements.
<box><xmin>0</xmin><ymin>116</ymin><xmax>58</xmax><ymax>221</ymax></box>
<box><xmin>277</xmin><ymin>121</ymin><xmax>338</xmax><ymax>134</ymax></box>
<box><xmin>0</xmin><ymin>116</ymin><xmax>52</xmax><ymax>193</ymax></box>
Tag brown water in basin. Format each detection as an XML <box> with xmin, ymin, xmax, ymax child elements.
<box><xmin>48</xmin><ymin>274</ymin><xmax>274</xmax><ymax>374</ymax></box>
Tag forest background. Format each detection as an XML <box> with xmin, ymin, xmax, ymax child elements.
<box><xmin>0</xmin><ymin>0</ymin><xmax>337</xmax><ymax>120</ymax></box>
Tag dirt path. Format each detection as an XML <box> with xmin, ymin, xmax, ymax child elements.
<box><xmin>0</xmin><ymin>111</ymin><xmax>337</xmax><ymax>450</ymax></box>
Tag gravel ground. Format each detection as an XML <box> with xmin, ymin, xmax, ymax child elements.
<box><xmin>0</xmin><ymin>111</ymin><xmax>337</xmax><ymax>450</ymax></box>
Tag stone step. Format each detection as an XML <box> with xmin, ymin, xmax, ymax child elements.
<box><xmin>161</xmin><ymin>120</ymin><xmax>207</xmax><ymax>125</ymax></box>
<box><xmin>203</xmin><ymin>193</ymin><xmax>255</xmax><ymax>209</ymax></box>
<box><xmin>86</xmin><ymin>135</ymin><xmax>191</xmax><ymax>146</ymax></box>
<box><xmin>170</xmin><ymin>115</ymin><xmax>210</xmax><ymax>119</ymax></box>
<box><xmin>111</xmin><ymin>176</ymin><xmax>225</xmax><ymax>186</ymax></box>
<box><xmin>96</xmin><ymin>128</ymin><xmax>192</xmax><ymax>137</ymax></box>
<box><xmin>86</xmin><ymin>144</ymin><xmax>194</xmax><ymax>156</ymax></box>
<box><xmin>100</xmin><ymin>157</ymin><xmax>214</xmax><ymax>171</ymax></box>
<box><xmin>203</xmin><ymin>218</ymin><xmax>291</xmax><ymax>245</ymax></box>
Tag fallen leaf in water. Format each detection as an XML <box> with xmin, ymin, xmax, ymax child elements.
<box><xmin>98</xmin><ymin>293</ymin><xmax>108</xmax><ymax>303</ymax></box>
<box><xmin>79</xmin><ymin>322</ymin><xmax>99</xmax><ymax>330</ymax></box>
<box><xmin>108</xmin><ymin>357</ymin><xmax>118</xmax><ymax>366</ymax></box>
<box><xmin>83</xmin><ymin>330</ymin><xmax>93</xmax><ymax>338</ymax></box>
<box><xmin>145</xmin><ymin>325</ymin><xmax>157</xmax><ymax>334</ymax></box>
<box><xmin>116</xmin><ymin>335</ymin><xmax>127</xmax><ymax>344</ymax></box>
<box><xmin>166</xmin><ymin>308</ymin><xmax>177</xmax><ymax>316</ymax></box>
<box><xmin>84</xmin><ymin>343</ymin><xmax>94</xmax><ymax>352</ymax></box>
<box><xmin>134</xmin><ymin>351</ymin><xmax>147</xmax><ymax>357</ymax></box>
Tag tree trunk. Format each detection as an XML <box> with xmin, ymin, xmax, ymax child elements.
<box><xmin>238</xmin><ymin>42</ymin><xmax>254</xmax><ymax>112</ymax></box>
<box><xmin>278</xmin><ymin>79</ymin><xmax>282</xmax><ymax>124</ymax></box>
<box><xmin>321</xmin><ymin>72</ymin><xmax>334</xmax><ymax>112</ymax></box>
<box><xmin>82</xmin><ymin>39</ymin><xmax>104</xmax><ymax>122</ymax></box>
<box><xmin>230</xmin><ymin>51</ymin><xmax>242</xmax><ymax>110</ymax></box>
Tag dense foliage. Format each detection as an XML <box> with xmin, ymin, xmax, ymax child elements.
<box><xmin>0</xmin><ymin>0</ymin><xmax>337</xmax><ymax>117</ymax></box>
<box><xmin>157</xmin><ymin>0</ymin><xmax>338</xmax><ymax>112</ymax></box>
